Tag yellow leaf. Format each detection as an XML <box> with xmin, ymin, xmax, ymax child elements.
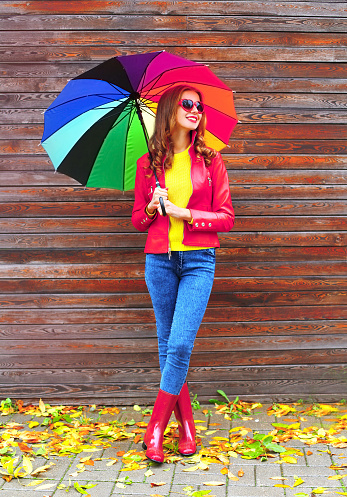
<box><xmin>35</xmin><ymin>483</ymin><xmax>56</xmax><ymax>490</ymax></box>
<box><xmin>38</xmin><ymin>399</ymin><xmax>46</xmax><ymax>415</ymax></box>
<box><xmin>116</xmin><ymin>482</ymin><xmax>126</xmax><ymax>488</ymax></box>
<box><xmin>28</xmin><ymin>421</ymin><xmax>39</xmax><ymax>429</ymax></box>
<box><xmin>312</xmin><ymin>488</ymin><xmax>326</xmax><ymax>494</ymax></box>
<box><xmin>203</xmin><ymin>481</ymin><xmax>225</xmax><ymax>486</ymax></box>
<box><xmin>182</xmin><ymin>464</ymin><xmax>200</xmax><ymax>472</ymax></box>
<box><xmin>22</xmin><ymin>455</ymin><xmax>33</xmax><ymax>475</ymax></box>
<box><xmin>133</xmin><ymin>405</ymin><xmax>141</xmax><ymax>411</ymax></box>
<box><xmin>25</xmin><ymin>479</ymin><xmax>45</xmax><ymax>486</ymax></box>
<box><xmin>150</xmin><ymin>482</ymin><xmax>166</xmax><ymax>487</ymax></box>
<box><xmin>220</xmin><ymin>467</ymin><xmax>228</xmax><ymax>475</ymax></box>
<box><xmin>274</xmin><ymin>484</ymin><xmax>292</xmax><ymax>488</ymax></box>
<box><xmin>328</xmin><ymin>474</ymin><xmax>347</xmax><ymax>480</ymax></box>
<box><xmin>293</xmin><ymin>476</ymin><xmax>305</xmax><ymax>487</ymax></box>
<box><xmin>281</xmin><ymin>456</ymin><xmax>297</xmax><ymax>464</ymax></box>
<box><xmin>106</xmin><ymin>459</ymin><xmax>118</xmax><ymax>466</ymax></box>
<box><xmin>145</xmin><ymin>469</ymin><xmax>154</xmax><ymax>477</ymax></box>
<box><xmin>205</xmin><ymin>430</ymin><xmax>218</xmax><ymax>435</ymax></box>
<box><xmin>31</xmin><ymin>462</ymin><xmax>55</xmax><ymax>476</ymax></box>
<box><xmin>227</xmin><ymin>471</ymin><xmax>239</xmax><ymax>481</ymax></box>
<box><xmin>270</xmin><ymin>477</ymin><xmax>288</xmax><ymax>480</ymax></box>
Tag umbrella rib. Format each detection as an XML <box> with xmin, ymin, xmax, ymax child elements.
<box><xmin>138</xmin><ymin>61</ymin><xmax>205</xmax><ymax>96</ymax></box>
<box><xmin>48</xmin><ymin>93</ymin><xmax>127</xmax><ymax>112</ymax></box>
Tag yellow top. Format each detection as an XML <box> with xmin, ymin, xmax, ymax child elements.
<box><xmin>165</xmin><ymin>146</ymin><xmax>204</xmax><ymax>251</ymax></box>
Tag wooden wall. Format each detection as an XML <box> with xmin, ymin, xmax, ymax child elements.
<box><xmin>0</xmin><ymin>1</ymin><xmax>346</xmax><ymax>404</ymax></box>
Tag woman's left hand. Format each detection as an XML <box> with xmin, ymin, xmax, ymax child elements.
<box><xmin>159</xmin><ymin>199</ymin><xmax>192</xmax><ymax>222</ymax></box>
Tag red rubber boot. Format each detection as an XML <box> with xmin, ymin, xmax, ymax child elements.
<box><xmin>142</xmin><ymin>389</ymin><xmax>178</xmax><ymax>463</ymax></box>
<box><xmin>174</xmin><ymin>383</ymin><xmax>196</xmax><ymax>455</ymax></box>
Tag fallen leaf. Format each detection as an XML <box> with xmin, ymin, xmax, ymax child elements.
<box><xmin>293</xmin><ymin>476</ymin><xmax>305</xmax><ymax>487</ymax></box>
<box><xmin>237</xmin><ymin>469</ymin><xmax>244</xmax><ymax>477</ymax></box>
<box><xmin>312</xmin><ymin>488</ymin><xmax>327</xmax><ymax>494</ymax></box>
<box><xmin>328</xmin><ymin>474</ymin><xmax>347</xmax><ymax>480</ymax></box>
<box><xmin>150</xmin><ymin>482</ymin><xmax>166</xmax><ymax>487</ymax></box>
<box><xmin>227</xmin><ymin>471</ymin><xmax>239</xmax><ymax>481</ymax></box>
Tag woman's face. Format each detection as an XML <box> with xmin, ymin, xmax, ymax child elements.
<box><xmin>175</xmin><ymin>90</ymin><xmax>202</xmax><ymax>132</ymax></box>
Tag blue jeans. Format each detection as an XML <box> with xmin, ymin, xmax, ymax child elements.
<box><xmin>145</xmin><ymin>249</ymin><xmax>216</xmax><ymax>395</ymax></box>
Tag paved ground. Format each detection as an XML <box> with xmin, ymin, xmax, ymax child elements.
<box><xmin>0</xmin><ymin>402</ymin><xmax>346</xmax><ymax>497</ymax></box>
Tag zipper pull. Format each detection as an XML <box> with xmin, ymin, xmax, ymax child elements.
<box><xmin>168</xmin><ymin>246</ymin><xmax>171</xmax><ymax>260</ymax></box>
<box><xmin>208</xmin><ymin>176</ymin><xmax>212</xmax><ymax>186</ymax></box>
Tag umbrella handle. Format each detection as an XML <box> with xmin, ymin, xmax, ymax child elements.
<box><xmin>153</xmin><ymin>170</ymin><xmax>167</xmax><ymax>217</ymax></box>
<box><xmin>159</xmin><ymin>196</ymin><xmax>167</xmax><ymax>217</ymax></box>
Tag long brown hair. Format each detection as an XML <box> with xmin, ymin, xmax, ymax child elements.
<box><xmin>147</xmin><ymin>85</ymin><xmax>216</xmax><ymax>176</ymax></box>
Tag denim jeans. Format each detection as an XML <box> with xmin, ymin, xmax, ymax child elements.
<box><xmin>145</xmin><ymin>249</ymin><xmax>216</xmax><ymax>395</ymax></box>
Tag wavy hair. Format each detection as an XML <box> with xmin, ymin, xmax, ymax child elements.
<box><xmin>147</xmin><ymin>85</ymin><xmax>216</xmax><ymax>176</ymax></box>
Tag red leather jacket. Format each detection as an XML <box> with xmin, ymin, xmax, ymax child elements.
<box><xmin>132</xmin><ymin>144</ymin><xmax>235</xmax><ymax>254</ymax></box>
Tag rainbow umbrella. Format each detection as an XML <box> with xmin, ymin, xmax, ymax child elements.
<box><xmin>41</xmin><ymin>50</ymin><xmax>238</xmax><ymax>191</ymax></box>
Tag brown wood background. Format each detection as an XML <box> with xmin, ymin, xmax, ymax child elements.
<box><xmin>0</xmin><ymin>1</ymin><xmax>346</xmax><ymax>405</ymax></box>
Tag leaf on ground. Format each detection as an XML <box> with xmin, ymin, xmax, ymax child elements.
<box><xmin>274</xmin><ymin>484</ymin><xmax>292</xmax><ymax>488</ymax></box>
<box><xmin>31</xmin><ymin>462</ymin><xmax>55</xmax><ymax>476</ymax></box>
<box><xmin>293</xmin><ymin>476</ymin><xmax>305</xmax><ymax>487</ymax></box>
<box><xmin>237</xmin><ymin>469</ymin><xmax>244</xmax><ymax>477</ymax></box>
<box><xmin>150</xmin><ymin>482</ymin><xmax>166</xmax><ymax>487</ymax></box>
<box><xmin>328</xmin><ymin>474</ymin><xmax>347</xmax><ymax>480</ymax></box>
<box><xmin>25</xmin><ymin>479</ymin><xmax>45</xmax><ymax>486</ymax></box>
<box><xmin>35</xmin><ymin>483</ymin><xmax>56</xmax><ymax>490</ymax></box>
<box><xmin>312</xmin><ymin>488</ymin><xmax>327</xmax><ymax>494</ymax></box>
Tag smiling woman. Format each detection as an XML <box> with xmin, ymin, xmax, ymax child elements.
<box><xmin>132</xmin><ymin>84</ymin><xmax>235</xmax><ymax>463</ymax></box>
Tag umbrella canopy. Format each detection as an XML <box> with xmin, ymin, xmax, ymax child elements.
<box><xmin>42</xmin><ymin>51</ymin><xmax>238</xmax><ymax>191</ymax></box>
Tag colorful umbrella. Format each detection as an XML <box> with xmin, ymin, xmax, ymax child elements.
<box><xmin>41</xmin><ymin>50</ymin><xmax>238</xmax><ymax>191</ymax></box>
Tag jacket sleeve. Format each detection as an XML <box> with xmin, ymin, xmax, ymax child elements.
<box><xmin>187</xmin><ymin>152</ymin><xmax>235</xmax><ymax>233</ymax></box>
<box><xmin>131</xmin><ymin>155</ymin><xmax>158</xmax><ymax>232</ymax></box>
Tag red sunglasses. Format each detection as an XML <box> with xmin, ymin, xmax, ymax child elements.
<box><xmin>178</xmin><ymin>99</ymin><xmax>204</xmax><ymax>114</ymax></box>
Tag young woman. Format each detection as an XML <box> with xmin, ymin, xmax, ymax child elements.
<box><xmin>132</xmin><ymin>85</ymin><xmax>234</xmax><ymax>463</ymax></box>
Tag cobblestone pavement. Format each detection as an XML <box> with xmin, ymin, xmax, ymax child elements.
<box><xmin>0</xmin><ymin>403</ymin><xmax>346</xmax><ymax>497</ymax></box>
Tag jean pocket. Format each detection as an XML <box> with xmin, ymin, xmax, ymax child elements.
<box><xmin>204</xmin><ymin>248</ymin><xmax>216</xmax><ymax>257</ymax></box>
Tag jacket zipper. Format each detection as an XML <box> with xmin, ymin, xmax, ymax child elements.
<box><xmin>182</xmin><ymin>148</ymin><xmax>194</xmax><ymax>246</ymax></box>
<box><xmin>163</xmin><ymin>165</ymin><xmax>171</xmax><ymax>259</ymax></box>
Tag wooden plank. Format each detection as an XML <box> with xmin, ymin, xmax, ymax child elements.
<box><xmin>0</xmin><ymin>232</ymin><xmax>346</xmax><ymax>249</ymax></box>
<box><xmin>0</xmin><ymin>348</ymin><xmax>345</xmax><ymax>369</ymax></box>
<box><xmin>0</xmin><ymin>320</ymin><xmax>346</xmax><ymax>340</ymax></box>
<box><xmin>1</xmin><ymin>185</ymin><xmax>346</xmax><ymax>201</ymax></box>
<box><xmin>0</xmin><ymin>216</ymin><xmax>345</xmax><ymax>233</ymax></box>
<box><xmin>5</xmin><ymin>154</ymin><xmax>345</xmax><ymax>172</ymax></box>
<box><xmin>2</xmin><ymin>14</ymin><xmax>347</xmax><ymax>33</ymax></box>
<box><xmin>1</xmin><ymin>334</ymin><xmax>346</xmax><ymax>354</ymax></box>
<box><xmin>0</xmin><ymin>246</ymin><xmax>344</xmax><ymax>264</ymax></box>
<box><xmin>224</xmin><ymin>155</ymin><xmax>347</xmax><ymax>170</ymax></box>
<box><xmin>2</xmin><ymin>170</ymin><xmax>347</xmax><ymax>187</ymax></box>
<box><xmin>3</xmin><ymin>123</ymin><xmax>347</xmax><ymax>141</ymax></box>
<box><xmin>0</xmin><ymin>201</ymin><xmax>134</xmax><ymax>217</ymax></box>
<box><xmin>0</xmin><ymin>261</ymin><xmax>346</xmax><ymax>278</ymax></box>
<box><xmin>0</xmin><ymin>14</ymin><xmax>186</xmax><ymax>31</ymax></box>
<box><xmin>0</xmin><ymin>305</ymin><xmax>346</xmax><ymax>324</ymax></box>
<box><xmin>0</xmin><ymin>2</ymin><xmax>346</xmax><ymax>17</ymax></box>
<box><xmin>0</xmin><ymin>379</ymin><xmax>346</xmax><ymax>403</ymax></box>
<box><xmin>0</xmin><ymin>200</ymin><xmax>346</xmax><ymax>217</ymax></box>
<box><xmin>3</xmin><ymin>31</ymin><xmax>347</xmax><ymax>48</ymax></box>
<box><xmin>2</xmin><ymin>108</ymin><xmax>346</xmax><ymax>125</ymax></box>
<box><xmin>2</xmin><ymin>61</ymin><xmax>346</xmax><ymax>79</ymax></box>
<box><xmin>1</xmin><ymin>276</ymin><xmax>346</xmax><ymax>294</ymax></box>
<box><xmin>188</xmin><ymin>15</ymin><xmax>347</xmax><ymax>33</ymax></box>
<box><xmin>0</xmin><ymin>291</ymin><xmax>346</xmax><ymax>308</ymax></box>
<box><xmin>5</xmin><ymin>139</ymin><xmax>347</xmax><ymax>156</ymax></box>
<box><xmin>0</xmin><ymin>364</ymin><xmax>345</xmax><ymax>385</ymax></box>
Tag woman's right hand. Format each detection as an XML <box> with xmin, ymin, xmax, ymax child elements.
<box><xmin>147</xmin><ymin>187</ymin><xmax>168</xmax><ymax>215</ymax></box>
